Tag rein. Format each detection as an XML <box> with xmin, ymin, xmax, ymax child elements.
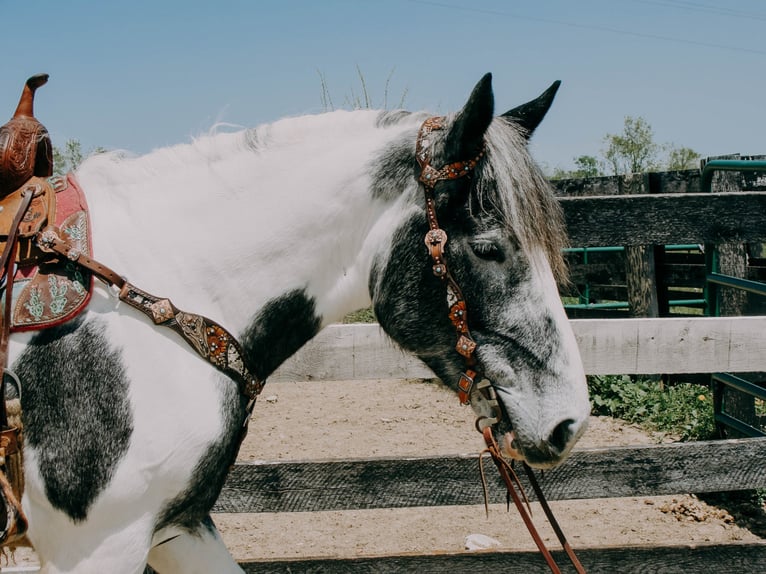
<box><xmin>416</xmin><ymin>116</ymin><xmax>585</xmax><ymax>574</ymax></box>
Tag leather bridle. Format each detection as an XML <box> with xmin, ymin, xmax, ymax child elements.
<box><xmin>416</xmin><ymin>117</ymin><xmax>500</xmax><ymax>421</ymax></box>
<box><xmin>416</xmin><ymin>116</ymin><xmax>586</xmax><ymax>574</ymax></box>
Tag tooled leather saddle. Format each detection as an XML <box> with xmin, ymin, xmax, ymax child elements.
<box><xmin>0</xmin><ymin>74</ymin><xmax>95</xmax><ymax>546</ymax></box>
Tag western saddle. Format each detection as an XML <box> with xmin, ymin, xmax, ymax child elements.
<box><xmin>0</xmin><ymin>73</ymin><xmax>56</xmax><ymax>546</ymax></box>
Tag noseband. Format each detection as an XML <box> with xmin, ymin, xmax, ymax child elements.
<box><xmin>415</xmin><ymin>116</ymin><xmax>501</xmax><ymax>429</ymax></box>
<box><xmin>416</xmin><ymin>116</ymin><xmax>586</xmax><ymax>574</ymax></box>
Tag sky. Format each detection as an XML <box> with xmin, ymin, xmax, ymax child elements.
<box><xmin>1</xmin><ymin>0</ymin><xmax>765</xmax><ymax>173</ymax></box>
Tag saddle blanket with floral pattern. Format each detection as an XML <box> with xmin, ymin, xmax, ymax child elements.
<box><xmin>9</xmin><ymin>173</ymin><xmax>93</xmax><ymax>331</ymax></box>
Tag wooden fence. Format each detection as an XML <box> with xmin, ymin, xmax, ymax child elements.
<box><xmin>221</xmin><ymin>320</ymin><xmax>766</xmax><ymax>573</ymax></box>
<box><xmin>553</xmin><ymin>162</ymin><xmax>766</xmax><ymax>319</ymax></box>
<box><xmin>216</xmin><ymin>165</ymin><xmax>766</xmax><ymax>573</ymax></box>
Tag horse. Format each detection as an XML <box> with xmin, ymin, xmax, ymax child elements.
<box><xmin>7</xmin><ymin>72</ymin><xmax>590</xmax><ymax>573</ymax></box>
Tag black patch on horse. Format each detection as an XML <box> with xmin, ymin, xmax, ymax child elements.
<box><xmin>375</xmin><ymin>110</ymin><xmax>412</xmax><ymax>128</ymax></box>
<box><xmin>14</xmin><ymin>316</ymin><xmax>133</xmax><ymax>522</ymax></box>
<box><xmin>154</xmin><ymin>374</ymin><xmax>244</xmax><ymax>534</ymax></box>
<box><xmin>239</xmin><ymin>288</ymin><xmax>322</xmax><ymax>380</ymax></box>
<box><xmin>368</xmin><ymin>133</ymin><xmax>417</xmax><ymax>202</ymax></box>
<box><xmin>154</xmin><ymin>288</ymin><xmax>321</xmax><ymax>533</ymax></box>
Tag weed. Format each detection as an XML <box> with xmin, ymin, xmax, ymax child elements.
<box><xmin>342</xmin><ymin>308</ymin><xmax>376</xmax><ymax>323</ymax></box>
<box><xmin>589</xmin><ymin>375</ymin><xmax>716</xmax><ymax>441</ymax></box>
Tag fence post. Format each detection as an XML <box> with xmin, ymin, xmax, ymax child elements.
<box><xmin>624</xmin><ymin>173</ymin><xmax>661</xmax><ymax>319</ymax></box>
<box><xmin>625</xmin><ymin>245</ymin><xmax>659</xmax><ymax>317</ymax></box>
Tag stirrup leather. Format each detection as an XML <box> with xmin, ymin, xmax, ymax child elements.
<box><xmin>0</xmin><ymin>427</ymin><xmax>27</xmax><ymax>545</ymax></box>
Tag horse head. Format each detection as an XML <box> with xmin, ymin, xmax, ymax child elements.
<box><xmin>371</xmin><ymin>74</ymin><xmax>589</xmax><ymax>468</ymax></box>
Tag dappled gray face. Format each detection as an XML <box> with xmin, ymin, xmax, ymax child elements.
<box><xmin>373</xmin><ymin>196</ymin><xmax>588</xmax><ymax>468</ymax></box>
<box><xmin>370</xmin><ymin>74</ymin><xmax>589</xmax><ymax>468</ymax></box>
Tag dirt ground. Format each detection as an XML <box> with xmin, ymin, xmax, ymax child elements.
<box><xmin>7</xmin><ymin>378</ymin><xmax>765</xmax><ymax>569</ymax></box>
<box><xmin>216</xmin><ymin>378</ymin><xmax>764</xmax><ymax>562</ymax></box>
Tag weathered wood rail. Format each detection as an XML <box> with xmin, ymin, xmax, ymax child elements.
<box><xmin>553</xmin><ymin>164</ymin><xmax>766</xmax><ymax>319</ymax></box>
<box><xmin>224</xmin><ymin>170</ymin><xmax>766</xmax><ymax>573</ymax></box>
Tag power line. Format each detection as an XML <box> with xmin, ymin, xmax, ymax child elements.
<box><xmin>625</xmin><ymin>0</ymin><xmax>766</xmax><ymax>22</ymax></box>
<box><xmin>404</xmin><ymin>0</ymin><xmax>766</xmax><ymax>56</ymax></box>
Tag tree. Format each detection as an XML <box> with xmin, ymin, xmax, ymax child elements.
<box><xmin>664</xmin><ymin>144</ymin><xmax>700</xmax><ymax>171</ymax></box>
<box><xmin>549</xmin><ymin>154</ymin><xmax>605</xmax><ymax>180</ymax></box>
<box><xmin>52</xmin><ymin>139</ymin><xmax>105</xmax><ymax>175</ymax></box>
<box><xmin>603</xmin><ymin>116</ymin><xmax>659</xmax><ymax>175</ymax></box>
<box><xmin>52</xmin><ymin>139</ymin><xmax>84</xmax><ymax>176</ymax></box>
<box><xmin>548</xmin><ymin>116</ymin><xmax>701</xmax><ymax>180</ymax></box>
<box><xmin>572</xmin><ymin>155</ymin><xmax>604</xmax><ymax>178</ymax></box>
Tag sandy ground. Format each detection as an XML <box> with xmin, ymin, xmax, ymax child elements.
<box><xmin>6</xmin><ymin>378</ymin><xmax>764</xmax><ymax>570</ymax></box>
<box><xmin>220</xmin><ymin>379</ymin><xmax>763</xmax><ymax>562</ymax></box>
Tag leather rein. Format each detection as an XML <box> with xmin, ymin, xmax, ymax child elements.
<box><xmin>416</xmin><ymin>116</ymin><xmax>585</xmax><ymax>574</ymax></box>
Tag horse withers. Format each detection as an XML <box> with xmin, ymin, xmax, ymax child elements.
<box><xmin>6</xmin><ymin>73</ymin><xmax>589</xmax><ymax>573</ymax></box>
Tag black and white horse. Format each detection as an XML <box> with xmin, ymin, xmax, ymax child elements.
<box><xmin>9</xmin><ymin>73</ymin><xmax>589</xmax><ymax>572</ymax></box>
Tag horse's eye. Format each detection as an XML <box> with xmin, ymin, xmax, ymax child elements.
<box><xmin>470</xmin><ymin>242</ymin><xmax>505</xmax><ymax>262</ymax></box>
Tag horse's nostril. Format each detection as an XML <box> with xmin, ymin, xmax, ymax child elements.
<box><xmin>547</xmin><ymin>418</ymin><xmax>577</xmax><ymax>454</ymax></box>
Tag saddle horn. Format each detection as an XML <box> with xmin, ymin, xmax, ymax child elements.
<box><xmin>0</xmin><ymin>74</ymin><xmax>53</xmax><ymax>196</ymax></box>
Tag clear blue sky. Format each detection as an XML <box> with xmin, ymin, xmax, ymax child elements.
<box><xmin>2</xmin><ymin>0</ymin><xmax>765</xmax><ymax>172</ymax></box>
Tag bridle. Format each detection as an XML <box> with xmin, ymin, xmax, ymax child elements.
<box><xmin>416</xmin><ymin>116</ymin><xmax>502</xmax><ymax>426</ymax></box>
<box><xmin>416</xmin><ymin>116</ymin><xmax>586</xmax><ymax>574</ymax></box>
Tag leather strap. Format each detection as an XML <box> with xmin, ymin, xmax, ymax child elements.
<box><xmin>34</xmin><ymin>226</ymin><xmax>263</xmax><ymax>404</ymax></box>
<box><xmin>416</xmin><ymin>116</ymin><xmax>484</xmax><ymax>404</ymax></box>
<box><xmin>417</xmin><ymin>116</ymin><xmax>585</xmax><ymax>573</ymax></box>
<box><xmin>0</xmin><ymin>189</ymin><xmax>35</xmax><ymax>429</ymax></box>
<box><xmin>482</xmin><ymin>428</ymin><xmax>586</xmax><ymax>574</ymax></box>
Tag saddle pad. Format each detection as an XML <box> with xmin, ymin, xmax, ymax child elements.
<box><xmin>10</xmin><ymin>174</ymin><xmax>93</xmax><ymax>331</ymax></box>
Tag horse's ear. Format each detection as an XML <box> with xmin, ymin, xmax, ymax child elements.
<box><xmin>501</xmin><ymin>80</ymin><xmax>561</xmax><ymax>140</ymax></box>
<box><xmin>446</xmin><ymin>73</ymin><xmax>495</xmax><ymax>160</ymax></box>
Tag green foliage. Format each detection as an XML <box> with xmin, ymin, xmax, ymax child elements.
<box><xmin>52</xmin><ymin>139</ymin><xmax>83</xmax><ymax>176</ymax></box>
<box><xmin>572</xmin><ymin>155</ymin><xmax>603</xmax><ymax>177</ymax></box>
<box><xmin>664</xmin><ymin>144</ymin><xmax>701</xmax><ymax>171</ymax></box>
<box><xmin>589</xmin><ymin>375</ymin><xmax>716</xmax><ymax>441</ymax></box>
<box><xmin>550</xmin><ymin>155</ymin><xmax>605</xmax><ymax>179</ymax></box>
<box><xmin>342</xmin><ymin>307</ymin><xmax>376</xmax><ymax>323</ymax></box>
<box><xmin>603</xmin><ymin>116</ymin><xmax>659</xmax><ymax>175</ymax></box>
<box><xmin>52</xmin><ymin>139</ymin><xmax>105</xmax><ymax>176</ymax></box>
<box><xmin>548</xmin><ymin>116</ymin><xmax>701</xmax><ymax>179</ymax></box>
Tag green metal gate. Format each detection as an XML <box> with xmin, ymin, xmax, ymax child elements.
<box><xmin>702</xmin><ymin>159</ymin><xmax>766</xmax><ymax>437</ymax></box>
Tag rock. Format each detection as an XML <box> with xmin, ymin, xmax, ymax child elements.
<box><xmin>464</xmin><ymin>533</ymin><xmax>502</xmax><ymax>551</ymax></box>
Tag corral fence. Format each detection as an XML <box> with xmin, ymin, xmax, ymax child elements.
<box><xmin>212</xmin><ymin>158</ymin><xmax>766</xmax><ymax>572</ymax></box>
<box><xmin>553</xmin><ymin>156</ymin><xmax>766</xmax><ymax>438</ymax></box>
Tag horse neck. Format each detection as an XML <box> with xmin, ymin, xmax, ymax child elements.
<box><xmin>79</xmin><ymin>111</ymin><xmax>420</xmax><ymax>338</ymax></box>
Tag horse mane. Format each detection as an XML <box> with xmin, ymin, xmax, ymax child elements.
<box><xmin>368</xmin><ymin>109</ymin><xmax>568</xmax><ymax>282</ymax></box>
<box><xmin>478</xmin><ymin>117</ymin><xmax>568</xmax><ymax>281</ymax></box>
<box><xmin>79</xmin><ymin>110</ymin><xmax>419</xmax><ymax>183</ymax></box>
<box><xmin>77</xmin><ymin>108</ymin><xmax>566</xmax><ymax>281</ymax></box>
